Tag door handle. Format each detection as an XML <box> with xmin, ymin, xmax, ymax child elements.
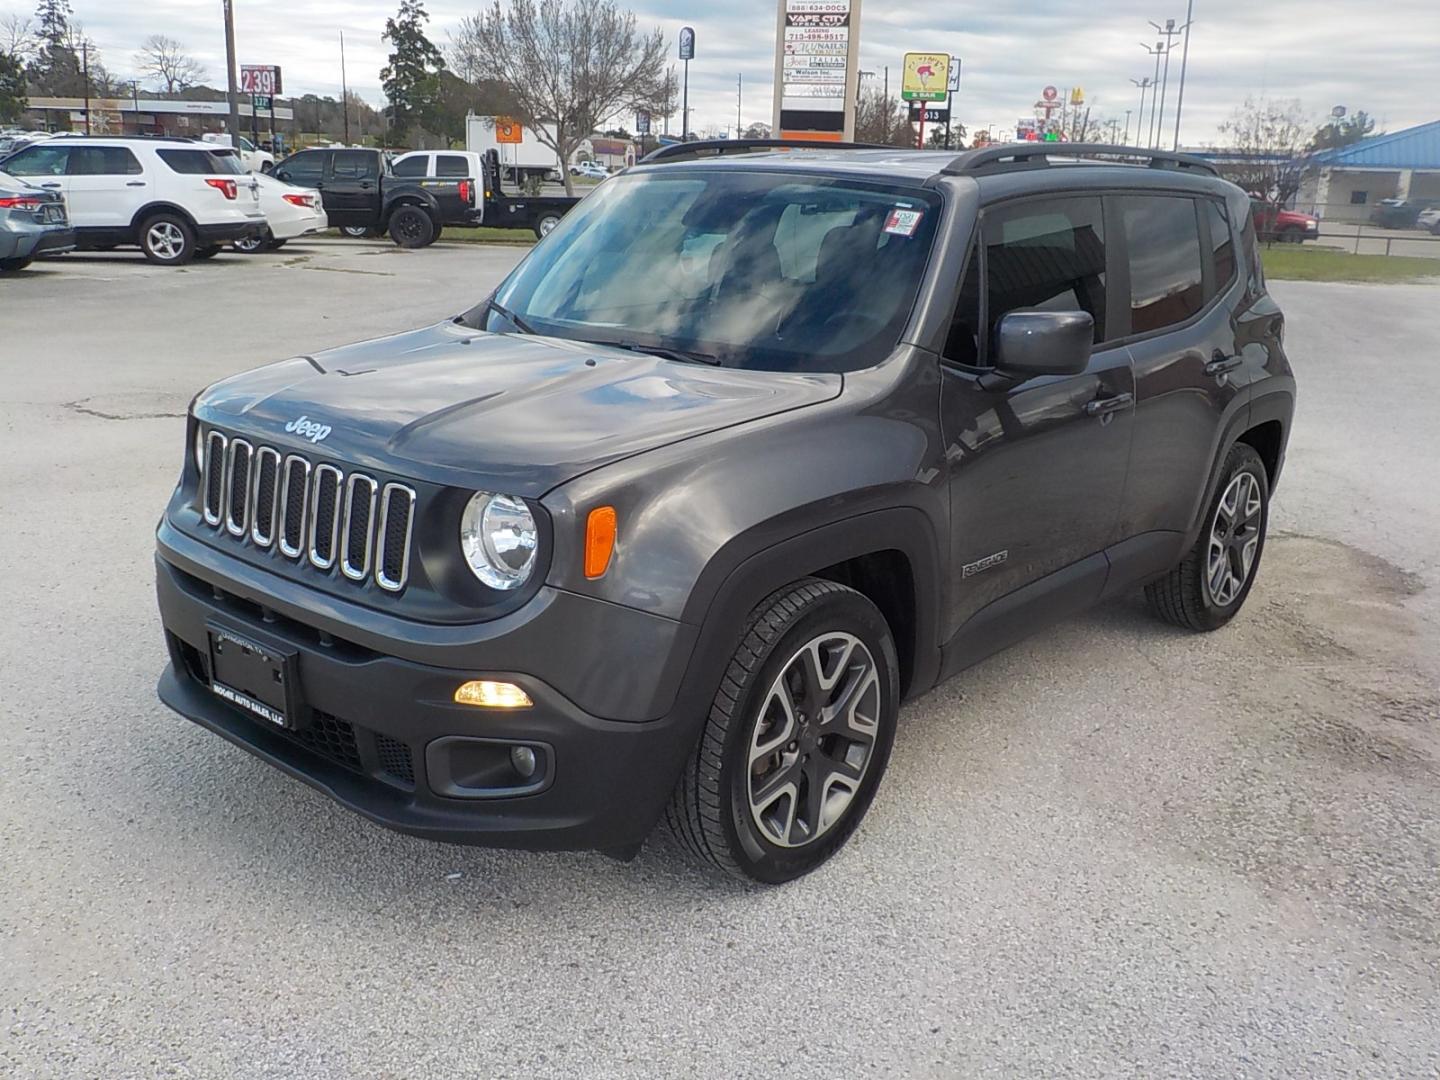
<box><xmin>40</xmin><ymin>181</ymin><xmax>62</xmax><ymax>189</ymax></box>
<box><xmin>125</xmin><ymin>181</ymin><xmax>146</xmax><ymax>187</ymax></box>
<box><xmin>1205</xmin><ymin>353</ymin><xmax>1242</xmax><ymax>377</ymax></box>
<box><xmin>1083</xmin><ymin>392</ymin><xmax>1133</xmax><ymax>418</ymax></box>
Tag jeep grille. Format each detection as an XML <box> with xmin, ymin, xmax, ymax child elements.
<box><xmin>199</xmin><ymin>429</ymin><xmax>416</xmax><ymax>593</ymax></box>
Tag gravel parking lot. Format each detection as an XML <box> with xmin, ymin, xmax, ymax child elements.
<box><xmin>2</xmin><ymin>238</ymin><xmax>1438</xmax><ymax>1078</ymax></box>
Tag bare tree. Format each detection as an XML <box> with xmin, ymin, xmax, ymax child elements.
<box><xmin>1218</xmin><ymin>96</ymin><xmax>1313</xmax><ymax>206</ymax></box>
<box><xmin>135</xmin><ymin>34</ymin><xmax>208</xmax><ymax>95</ymax></box>
<box><xmin>0</xmin><ymin>12</ymin><xmax>35</xmax><ymax>63</ymax></box>
<box><xmin>451</xmin><ymin>0</ymin><xmax>667</xmax><ymax>195</ymax></box>
<box><xmin>853</xmin><ymin>87</ymin><xmax>911</xmax><ymax>147</ymax></box>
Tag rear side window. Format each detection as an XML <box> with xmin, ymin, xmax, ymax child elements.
<box><xmin>392</xmin><ymin>155</ymin><xmax>428</xmax><ymax>178</ymax></box>
<box><xmin>277</xmin><ymin>152</ymin><xmax>325</xmax><ymax>186</ymax></box>
<box><xmin>69</xmin><ymin>146</ymin><xmax>142</xmax><ymax>175</ymax></box>
<box><xmin>4</xmin><ymin>144</ymin><xmax>68</xmax><ymax>177</ymax></box>
<box><xmin>332</xmin><ymin>150</ymin><xmax>378</xmax><ymax>180</ymax></box>
<box><xmin>1202</xmin><ymin>198</ymin><xmax>1237</xmax><ymax>298</ymax></box>
<box><xmin>158</xmin><ymin>149</ymin><xmax>243</xmax><ymax>175</ymax></box>
<box><xmin>436</xmin><ymin>155</ymin><xmax>469</xmax><ymax>178</ymax></box>
<box><xmin>1119</xmin><ymin>195</ymin><xmax>1204</xmax><ymax>335</ymax></box>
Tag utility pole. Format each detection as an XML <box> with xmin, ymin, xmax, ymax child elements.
<box><xmin>1149</xmin><ymin>19</ymin><xmax>1182</xmax><ymax>151</ymax></box>
<box><xmin>340</xmin><ymin>31</ymin><xmax>350</xmax><ymax>144</ymax></box>
<box><xmin>1130</xmin><ymin>77</ymin><xmax>1152</xmax><ymax>147</ymax></box>
<box><xmin>81</xmin><ymin>41</ymin><xmax>90</xmax><ymax>134</ymax></box>
<box><xmin>1124</xmin><ymin>108</ymin><xmax>1133</xmax><ymax>144</ymax></box>
<box><xmin>1140</xmin><ymin>41</ymin><xmax>1165</xmax><ymax>147</ymax></box>
<box><xmin>737</xmin><ymin>73</ymin><xmax>742</xmax><ymax>138</ymax></box>
<box><xmin>223</xmin><ymin>0</ymin><xmax>241</xmax><ymax>140</ymax></box>
<box><xmin>1171</xmin><ymin>0</ymin><xmax>1196</xmax><ymax>149</ymax></box>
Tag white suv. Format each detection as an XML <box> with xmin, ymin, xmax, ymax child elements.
<box><xmin>0</xmin><ymin>136</ymin><xmax>265</xmax><ymax>265</ymax></box>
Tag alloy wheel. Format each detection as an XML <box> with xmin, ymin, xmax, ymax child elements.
<box><xmin>747</xmin><ymin>632</ymin><xmax>881</xmax><ymax>849</ymax></box>
<box><xmin>146</xmin><ymin>221</ymin><xmax>185</xmax><ymax>260</ymax></box>
<box><xmin>1206</xmin><ymin>471</ymin><xmax>1264</xmax><ymax>606</ymax></box>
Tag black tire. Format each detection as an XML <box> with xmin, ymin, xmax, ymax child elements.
<box><xmin>266</xmin><ymin>238</ymin><xmax>287</xmax><ymax>251</ymax></box>
<box><xmin>192</xmin><ymin>245</ymin><xmax>223</xmax><ymax>260</ymax></box>
<box><xmin>233</xmin><ymin>230</ymin><xmax>272</xmax><ymax>254</ymax></box>
<box><xmin>138</xmin><ymin>213</ymin><xmax>196</xmax><ymax>265</ymax></box>
<box><xmin>1279</xmin><ymin>227</ymin><xmax>1304</xmax><ymax>244</ymax></box>
<box><xmin>666</xmin><ymin>578</ymin><xmax>899</xmax><ymax>884</ymax></box>
<box><xmin>422</xmin><ymin>224</ymin><xmax>442</xmax><ymax>247</ymax></box>
<box><xmin>388</xmin><ymin>205</ymin><xmax>435</xmax><ymax>249</ymax></box>
<box><xmin>533</xmin><ymin>213</ymin><xmax>563</xmax><ymax>240</ymax></box>
<box><xmin>0</xmin><ymin>257</ymin><xmax>33</xmax><ymax>272</ymax></box>
<box><xmin>1146</xmin><ymin>442</ymin><xmax>1270</xmax><ymax>632</ymax></box>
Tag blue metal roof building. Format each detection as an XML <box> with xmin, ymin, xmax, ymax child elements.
<box><xmin>1299</xmin><ymin>120</ymin><xmax>1440</xmax><ymax>221</ymax></box>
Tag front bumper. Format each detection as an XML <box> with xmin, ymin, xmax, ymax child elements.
<box><xmin>154</xmin><ymin>548</ymin><xmax>703</xmax><ymax>851</ymax></box>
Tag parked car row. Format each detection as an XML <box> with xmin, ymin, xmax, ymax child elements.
<box><xmin>0</xmin><ymin>136</ymin><xmax>584</xmax><ymax>273</ymax></box>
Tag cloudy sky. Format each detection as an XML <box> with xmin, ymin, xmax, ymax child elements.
<box><xmin>25</xmin><ymin>0</ymin><xmax>1440</xmax><ymax>144</ymax></box>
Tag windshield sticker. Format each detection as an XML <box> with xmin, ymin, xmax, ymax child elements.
<box><xmin>884</xmin><ymin>208</ymin><xmax>924</xmax><ymax>237</ymax></box>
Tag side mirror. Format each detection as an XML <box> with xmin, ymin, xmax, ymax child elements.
<box><xmin>995</xmin><ymin>311</ymin><xmax>1093</xmax><ymax>377</ymax></box>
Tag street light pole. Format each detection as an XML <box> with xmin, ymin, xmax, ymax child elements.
<box><xmin>1123</xmin><ymin>108</ymin><xmax>1132</xmax><ymax>144</ymax></box>
<box><xmin>1140</xmin><ymin>41</ymin><xmax>1165</xmax><ymax>147</ymax></box>
<box><xmin>223</xmin><ymin>0</ymin><xmax>242</xmax><ymax>140</ymax></box>
<box><xmin>1171</xmin><ymin>0</ymin><xmax>1196</xmax><ymax>149</ymax></box>
<box><xmin>1130</xmin><ymin>77</ymin><xmax>1152</xmax><ymax>148</ymax></box>
<box><xmin>1149</xmin><ymin>19</ymin><xmax>1182</xmax><ymax>152</ymax></box>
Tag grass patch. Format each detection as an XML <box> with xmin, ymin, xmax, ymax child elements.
<box><xmin>435</xmin><ymin>227</ymin><xmax>536</xmax><ymax>246</ymax></box>
<box><xmin>1262</xmin><ymin>245</ymin><xmax>1440</xmax><ymax>283</ymax></box>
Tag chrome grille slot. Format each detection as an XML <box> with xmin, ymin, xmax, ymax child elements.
<box><xmin>225</xmin><ymin>439</ymin><xmax>253</xmax><ymax>537</ymax></box>
<box><xmin>250</xmin><ymin>447</ymin><xmax>281</xmax><ymax>547</ymax></box>
<box><xmin>341</xmin><ymin>474</ymin><xmax>378</xmax><ymax>581</ymax></box>
<box><xmin>202</xmin><ymin>431</ymin><xmax>228</xmax><ymax>525</ymax></box>
<box><xmin>376</xmin><ymin>483</ymin><xmax>416</xmax><ymax>592</ymax></box>
<box><xmin>278</xmin><ymin>455</ymin><xmax>311</xmax><ymax>558</ymax></box>
<box><xmin>308</xmin><ymin>464</ymin><xmax>343</xmax><ymax>570</ymax></box>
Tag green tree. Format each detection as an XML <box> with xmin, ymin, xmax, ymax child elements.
<box><xmin>0</xmin><ymin>51</ymin><xmax>26</xmax><ymax>123</ymax></box>
<box><xmin>1309</xmin><ymin>111</ymin><xmax>1377</xmax><ymax>151</ymax></box>
<box><xmin>380</xmin><ymin>0</ymin><xmax>445</xmax><ymax>143</ymax></box>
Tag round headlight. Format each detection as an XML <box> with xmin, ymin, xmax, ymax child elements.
<box><xmin>193</xmin><ymin>425</ymin><xmax>205</xmax><ymax>472</ymax></box>
<box><xmin>460</xmin><ymin>492</ymin><xmax>538</xmax><ymax>590</ymax></box>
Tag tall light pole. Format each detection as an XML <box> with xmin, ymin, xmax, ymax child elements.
<box><xmin>1140</xmin><ymin>41</ymin><xmax>1165</xmax><ymax>147</ymax></box>
<box><xmin>1123</xmin><ymin>108</ymin><xmax>1133</xmax><ymax>143</ymax></box>
<box><xmin>1149</xmin><ymin>19</ymin><xmax>1183</xmax><ymax>151</ymax></box>
<box><xmin>222</xmin><ymin>0</ymin><xmax>241</xmax><ymax>139</ymax></box>
<box><xmin>1171</xmin><ymin>0</ymin><xmax>1196</xmax><ymax>149</ymax></box>
<box><xmin>1130</xmin><ymin>77</ymin><xmax>1152</xmax><ymax>148</ymax></box>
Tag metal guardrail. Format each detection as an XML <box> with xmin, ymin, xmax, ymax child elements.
<box><xmin>1293</xmin><ymin>224</ymin><xmax>1440</xmax><ymax>257</ymax></box>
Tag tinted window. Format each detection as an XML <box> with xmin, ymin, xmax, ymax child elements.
<box><xmin>156</xmin><ymin>148</ymin><xmax>242</xmax><ymax>175</ymax></box>
<box><xmin>332</xmin><ymin>150</ymin><xmax>378</xmax><ymax>180</ymax></box>
<box><xmin>436</xmin><ymin>154</ymin><xmax>469</xmax><ymax>178</ymax></box>
<box><xmin>982</xmin><ymin>196</ymin><xmax>1108</xmax><ymax>349</ymax></box>
<box><xmin>4</xmin><ymin>144</ymin><xmax>68</xmax><ymax>177</ymax></box>
<box><xmin>1120</xmin><ymin>195</ymin><xmax>1204</xmax><ymax>334</ymax></box>
<box><xmin>277</xmin><ymin>151</ymin><xmax>326</xmax><ymax>186</ymax></box>
<box><xmin>68</xmin><ymin>146</ymin><xmax>142</xmax><ymax>175</ymax></box>
<box><xmin>944</xmin><ymin>246</ymin><xmax>983</xmax><ymax>366</ymax></box>
<box><xmin>391</xmin><ymin>155</ymin><xmax>428</xmax><ymax>178</ymax></box>
<box><xmin>1203</xmin><ymin>199</ymin><xmax>1236</xmax><ymax>297</ymax></box>
<box><xmin>490</xmin><ymin>171</ymin><xmax>942</xmax><ymax>373</ymax></box>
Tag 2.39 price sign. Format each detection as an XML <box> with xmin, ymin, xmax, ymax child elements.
<box><xmin>239</xmin><ymin>66</ymin><xmax>282</xmax><ymax>96</ymax></box>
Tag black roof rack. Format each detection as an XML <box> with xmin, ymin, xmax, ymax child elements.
<box><xmin>943</xmin><ymin>143</ymin><xmax>1217</xmax><ymax>178</ymax></box>
<box><xmin>640</xmin><ymin>137</ymin><xmax>891</xmax><ymax>165</ymax></box>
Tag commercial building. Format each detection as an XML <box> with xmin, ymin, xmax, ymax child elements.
<box><xmin>1298</xmin><ymin>120</ymin><xmax>1440</xmax><ymax>221</ymax></box>
<box><xmin>22</xmin><ymin>96</ymin><xmax>294</xmax><ymax>143</ymax></box>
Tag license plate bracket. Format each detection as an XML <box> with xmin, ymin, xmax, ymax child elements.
<box><xmin>206</xmin><ymin>622</ymin><xmax>300</xmax><ymax>730</ymax></box>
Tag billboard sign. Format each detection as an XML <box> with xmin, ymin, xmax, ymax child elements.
<box><xmin>901</xmin><ymin>53</ymin><xmax>950</xmax><ymax>102</ymax></box>
<box><xmin>239</xmin><ymin>65</ymin><xmax>282</xmax><ymax>96</ymax></box>
<box><xmin>679</xmin><ymin>26</ymin><xmax>696</xmax><ymax>60</ymax></box>
<box><xmin>780</xmin><ymin>0</ymin><xmax>853</xmax><ymax>115</ymax></box>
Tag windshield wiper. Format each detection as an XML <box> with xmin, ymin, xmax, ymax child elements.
<box><xmin>485</xmin><ymin>297</ymin><xmax>537</xmax><ymax>335</ymax></box>
<box><xmin>598</xmin><ymin>340</ymin><xmax>724</xmax><ymax>366</ymax></box>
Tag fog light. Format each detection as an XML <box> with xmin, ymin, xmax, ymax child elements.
<box><xmin>510</xmin><ymin>745</ymin><xmax>538</xmax><ymax>779</ymax></box>
<box><xmin>454</xmin><ymin>680</ymin><xmax>533</xmax><ymax>708</ymax></box>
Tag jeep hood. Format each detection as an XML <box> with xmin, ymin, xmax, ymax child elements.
<box><xmin>193</xmin><ymin>321</ymin><xmax>841</xmax><ymax>496</ymax></box>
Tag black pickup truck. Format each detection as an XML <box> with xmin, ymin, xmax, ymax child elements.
<box><xmin>392</xmin><ymin>149</ymin><xmax>579</xmax><ymax>239</ymax></box>
<box><xmin>271</xmin><ymin>147</ymin><xmax>476</xmax><ymax>248</ymax></box>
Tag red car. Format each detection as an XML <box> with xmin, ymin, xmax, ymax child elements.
<box><xmin>1251</xmin><ymin>198</ymin><xmax>1320</xmax><ymax>242</ymax></box>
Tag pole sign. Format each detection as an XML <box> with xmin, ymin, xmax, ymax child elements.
<box><xmin>947</xmin><ymin>58</ymin><xmax>961</xmax><ymax>93</ymax></box>
<box><xmin>907</xmin><ymin>102</ymin><xmax>949</xmax><ymax>123</ymax></box>
<box><xmin>901</xmin><ymin>53</ymin><xmax>950</xmax><ymax>102</ymax></box>
<box><xmin>252</xmin><ymin>94</ymin><xmax>272</xmax><ymax>111</ymax></box>
<box><xmin>636</xmin><ymin>110</ymin><xmax>651</xmax><ymax>135</ymax></box>
<box><xmin>679</xmin><ymin>27</ymin><xmax>696</xmax><ymax>60</ymax></box>
<box><xmin>493</xmin><ymin>117</ymin><xmax>523</xmax><ymax>144</ymax></box>
<box><xmin>239</xmin><ymin>65</ymin><xmax>282</xmax><ymax>96</ymax></box>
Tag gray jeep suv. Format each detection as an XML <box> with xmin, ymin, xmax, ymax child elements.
<box><xmin>155</xmin><ymin>142</ymin><xmax>1294</xmax><ymax>883</ymax></box>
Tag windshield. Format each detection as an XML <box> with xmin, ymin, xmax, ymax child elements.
<box><xmin>479</xmin><ymin>168</ymin><xmax>942</xmax><ymax>372</ymax></box>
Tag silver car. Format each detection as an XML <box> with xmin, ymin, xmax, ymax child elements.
<box><xmin>0</xmin><ymin>169</ymin><xmax>74</xmax><ymax>272</ymax></box>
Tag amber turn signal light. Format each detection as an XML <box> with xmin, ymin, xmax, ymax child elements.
<box><xmin>585</xmin><ymin>506</ymin><xmax>617</xmax><ymax>579</ymax></box>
